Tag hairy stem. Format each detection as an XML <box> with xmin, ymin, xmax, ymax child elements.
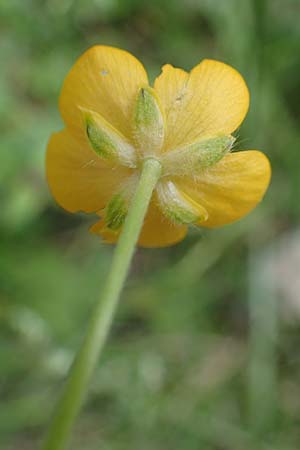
<box><xmin>41</xmin><ymin>157</ymin><xmax>162</xmax><ymax>450</ymax></box>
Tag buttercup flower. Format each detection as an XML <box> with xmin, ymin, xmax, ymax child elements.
<box><xmin>47</xmin><ymin>45</ymin><xmax>271</xmax><ymax>247</ymax></box>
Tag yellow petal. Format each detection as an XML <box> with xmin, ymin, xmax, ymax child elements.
<box><xmin>90</xmin><ymin>220</ymin><xmax>120</xmax><ymax>244</ymax></box>
<box><xmin>46</xmin><ymin>129</ymin><xmax>132</xmax><ymax>213</ymax></box>
<box><xmin>90</xmin><ymin>201</ymin><xmax>187</xmax><ymax>248</ymax></box>
<box><xmin>175</xmin><ymin>151</ymin><xmax>271</xmax><ymax>227</ymax></box>
<box><xmin>139</xmin><ymin>200</ymin><xmax>188</xmax><ymax>247</ymax></box>
<box><xmin>60</xmin><ymin>46</ymin><xmax>149</xmax><ymax>141</ymax></box>
<box><xmin>154</xmin><ymin>60</ymin><xmax>249</xmax><ymax>151</ymax></box>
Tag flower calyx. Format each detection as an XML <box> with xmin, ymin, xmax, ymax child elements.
<box><xmin>82</xmin><ymin>95</ymin><xmax>236</xmax><ymax>231</ymax></box>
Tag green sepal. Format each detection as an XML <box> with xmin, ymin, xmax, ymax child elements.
<box><xmin>132</xmin><ymin>86</ymin><xmax>165</xmax><ymax>156</ymax></box>
<box><xmin>156</xmin><ymin>180</ymin><xmax>208</xmax><ymax>225</ymax></box>
<box><xmin>105</xmin><ymin>194</ymin><xmax>128</xmax><ymax>231</ymax></box>
<box><xmin>161</xmin><ymin>135</ymin><xmax>235</xmax><ymax>176</ymax></box>
<box><xmin>82</xmin><ymin>108</ymin><xmax>137</xmax><ymax>168</ymax></box>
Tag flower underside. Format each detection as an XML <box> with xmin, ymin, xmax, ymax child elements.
<box><xmin>83</xmin><ymin>85</ymin><xmax>236</xmax><ymax>233</ymax></box>
<box><xmin>46</xmin><ymin>46</ymin><xmax>271</xmax><ymax>247</ymax></box>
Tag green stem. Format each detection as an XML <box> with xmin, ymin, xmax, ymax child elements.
<box><xmin>41</xmin><ymin>157</ymin><xmax>162</xmax><ymax>450</ymax></box>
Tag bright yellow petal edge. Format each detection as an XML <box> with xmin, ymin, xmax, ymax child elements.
<box><xmin>175</xmin><ymin>150</ymin><xmax>271</xmax><ymax>228</ymax></box>
<box><xmin>153</xmin><ymin>59</ymin><xmax>250</xmax><ymax>151</ymax></box>
<box><xmin>46</xmin><ymin>45</ymin><xmax>271</xmax><ymax>248</ymax></box>
<box><xmin>59</xmin><ymin>45</ymin><xmax>149</xmax><ymax>141</ymax></box>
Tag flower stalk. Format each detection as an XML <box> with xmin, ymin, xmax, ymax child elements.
<box><xmin>41</xmin><ymin>157</ymin><xmax>162</xmax><ymax>450</ymax></box>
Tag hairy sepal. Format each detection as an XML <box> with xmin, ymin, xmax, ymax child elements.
<box><xmin>132</xmin><ymin>86</ymin><xmax>165</xmax><ymax>156</ymax></box>
<box><xmin>156</xmin><ymin>180</ymin><xmax>208</xmax><ymax>225</ymax></box>
<box><xmin>161</xmin><ymin>135</ymin><xmax>235</xmax><ymax>176</ymax></box>
<box><xmin>82</xmin><ymin>108</ymin><xmax>137</xmax><ymax>168</ymax></box>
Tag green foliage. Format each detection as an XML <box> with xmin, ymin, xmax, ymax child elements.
<box><xmin>1</xmin><ymin>0</ymin><xmax>300</xmax><ymax>449</ymax></box>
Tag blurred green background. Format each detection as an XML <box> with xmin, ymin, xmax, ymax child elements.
<box><xmin>1</xmin><ymin>0</ymin><xmax>300</xmax><ymax>448</ymax></box>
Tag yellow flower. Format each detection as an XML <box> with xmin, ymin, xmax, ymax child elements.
<box><xmin>47</xmin><ymin>45</ymin><xmax>271</xmax><ymax>247</ymax></box>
